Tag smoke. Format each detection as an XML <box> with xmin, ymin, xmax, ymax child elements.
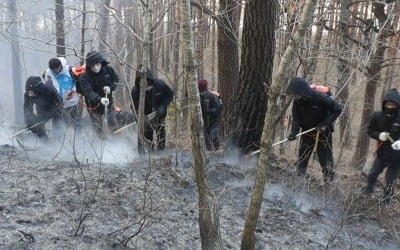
<box><xmin>1</xmin><ymin>123</ymin><xmax>139</xmax><ymax>165</ymax></box>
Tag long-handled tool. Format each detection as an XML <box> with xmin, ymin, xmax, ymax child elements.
<box><xmin>113</xmin><ymin>111</ymin><xmax>158</xmax><ymax>135</ymax></box>
<box><xmin>103</xmin><ymin>90</ymin><xmax>110</xmax><ymax>135</ymax></box>
<box><xmin>246</xmin><ymin>127</ymin><xmax>316</xmax><ymax>157</ymax></box>
<box><xmin>8</xmin><ymin>120</ymin><xmax>46</xmax><ymax>139</ymax></box>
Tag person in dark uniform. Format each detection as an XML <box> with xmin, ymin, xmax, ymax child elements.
<box><xmin>198</xmin><ymin>79</ymin><xmax>222</xmax><ymax>150</ymax></box>
<box><xmin>362</xmin><ymin>88</ymin><xmax>400</xmax><ymax>204</ymax></box>
<box><xmin>286</xmin><ymin>77</ymin><xmax>342</xmax><ymax>182</ymax></box>
<box><xmin>23</xmin><ymin>76</ymin><xmax>63</xmax><ymax>141</ymax></box>
<box><xmin>79</xmin><ymin>51</ymin><xmax>119</xmax><ymax>137</ymax></box>
<box><xmin>131</xmin><ymin>69</ymin><xmax>174</xmax><ymax>150</ymax></box>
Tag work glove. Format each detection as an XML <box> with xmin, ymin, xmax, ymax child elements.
<box><xmin>379</xmin><ymin>132</ymin><xmax>390</xmax><ymax>141</ymax></box>
<box><xmin>100</xmin><ymin>97</ymin><xmax>110</xmax><ymax>106</ymax></box>
<box><xmin>287</xmin><ymin>133</ymin><xmax>297</xmax><ymax>141</ymax></box>
<box><xmin>316</xmin><ymin>124</ymin><xmax>327</xmax><ymax>132</ymax></box>
<box><xmin>391</xmin><ymin>140</ymin><xmax>400</xmax><ymax>151</ymax></box>
<box><xmin>103</xmin><ymin>86</ymin><xmax>111</xmax><ymax>94</ymax></box>
<box><xmin>156</xmin><ymin>106</ymin><xmax>166</xmax><ymax>117</ymax></box>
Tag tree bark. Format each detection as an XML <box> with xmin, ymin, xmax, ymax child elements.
<box><xmin>55</xmin><ymin>0</ymin><xmax>65</xmax><ymax>56</ymax></box>
<box><xmin>180</xmin><ymin>1</ymin><xmax>222</xmax><ymax>249</ymax></box>
<box><xmin>231</xmin><ymin>0</ymin><xmax>275</xmax><ymax>153</ymax></box>
<box><xmin>336</xmin><ymin>0</ymin><xmax>352</xmax><ymax>147</ymax></box>
<box><xmin>7</xmin><ymin>0</ymin><xmax>24</xmax><ymax>126</ymax></box>
<box><xmin>240</xmin><ymin>1</ymin><xmax>316</xmax><ymax>248</ymax></box>
<box><xmin>98</xmin><ymin>0</ymin><xmax>111</xmax><ymax>55</ymax></box>
<box><xmin>79</xmin><ymin>0</ymin><xmax>86</xmax><ymax>65</ymax></box>
<box><xmin>137</xmin><ymin>0</ymin><xmax>153</xmax><ymax>153</ymax></box>
<box><xmin>218</xmin><ymin>0</ymin><xmax>240</xmax><ymax>137</ymax></box>
<box><xmin>351</xmin><ymin>1</ymin><xmax>395</xmax><ymax>168</ymax></box>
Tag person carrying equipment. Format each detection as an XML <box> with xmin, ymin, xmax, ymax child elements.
<box><xmin>79</xmin><ymin>51</ymin><xmax>119</xmax><ymax>137</ymax></box>
<box><xmin>286</xmin><ymin>77</ymin><xmax>342</xmax><ymax>182</ymax></box>
<box><xmin>361</xmin><ymin>88</ymin><xmax>400</xmax><ymax>205</ymax></box>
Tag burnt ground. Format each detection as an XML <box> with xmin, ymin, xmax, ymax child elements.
<box><xmin>0</xmin><ymin>129</ymin><xmax>400</xmax><ymax>250</ymax></box>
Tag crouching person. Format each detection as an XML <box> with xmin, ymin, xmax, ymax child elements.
<box><xmin>23</xmin><ymin>76</ymin><xmax>63</xmax><ymax>141</ymax></box>
<box><xmin>131</xmin><ymin>70</ymin><xmax>174</xmax><ymax>151</ymax></box>
<box><xmin>362</xmin><ymin>88</ymin><xmax>400</xmax><ymax>205</ymax></box>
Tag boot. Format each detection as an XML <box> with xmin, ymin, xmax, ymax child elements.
<box><xmin>361</xmin><ymin>185</ymin><xmax>374</xmax><ymax>195</ymax></box>
<box><xmin>322</xmin><ymin>167</ymin><xmax>334</xmax><ymax>182</ymax></box>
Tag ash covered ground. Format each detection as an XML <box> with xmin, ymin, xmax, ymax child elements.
<box><xmin>0</xmin><ymin>126</ymin><xmax>399</xmax><ymax>250</ymax></box>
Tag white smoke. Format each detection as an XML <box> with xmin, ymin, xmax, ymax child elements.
<box><xmin>1</xmin><ymin>123</ymin><xmax>139</xmax><ymax>165</ymax></box>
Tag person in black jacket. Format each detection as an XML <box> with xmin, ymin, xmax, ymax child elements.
<box><xmin>362</xmin><ymin>88</ymin><xmax>400</xmax><ymax>204</ymax></box>
<box><xmin>286</xmin><ymin>77</ymin><xmax>342</xmax><ymax>182</ymax></box>
<box><xmin>198</xmin><ymin>79</ymin><xmax>222</xmax><ymax>150</ymax></box>
<box><xmin>131</xmin><ymin>69</ymin><xmax>174</xmax><ymax>150</ymax></box>
<box><xmin>79</xmin><ymin>51</ymin><xmax>119</xmax><ymax>136</ymax></box>
<box><xmin>23</xmin><ymin>76</ymin><xmax>63</xmax><ymax>141</ymax></box>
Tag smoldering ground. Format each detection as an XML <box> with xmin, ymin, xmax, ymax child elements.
<box><xmin>0</xmin><ymin>125</ymin><xmax>400</xmax><ymax>249</ymax></box>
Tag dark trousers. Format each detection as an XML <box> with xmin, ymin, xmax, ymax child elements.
<box><xmin>33</xmin><ymin>113</ymin><xmax>62</xmax><ymax>140</ymax></box>
<box><xmin>367</xmin><ymin>157</ymin><xmax>400</xmax><ymax>198</ymax></box>
<box><xmin>144</xmin><ymin>116</ymin><xmax>166</xmax><ymax>150</ymax></box>
<box><xmin>88</xmin><ymin>106</ymin><xmax>117</xmax><ymax>136</ymax></box>
<box><xmin>297</xmin><ymin>132</ymin><xmax>334</xmax><ymax>178</ymax></box>
<box><xmin>204</xmin><ymin>121</ymin><xmax>220</xmax><ymax>150</ymax></box>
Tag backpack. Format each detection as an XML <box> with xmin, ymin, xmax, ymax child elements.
<box><xmin>70</xmin><ymin>65</ymin><xmax>86</xmax><ymax>94</ymax></box>
<box><xmin>210</xmin><ymin>90</ymin><xmax>223</xmax><ymax>106</ymax></box>
<box><xmin>310</xmin><ymin>83</ymin><xmax>332</xmax><ymax>96</ymax></box>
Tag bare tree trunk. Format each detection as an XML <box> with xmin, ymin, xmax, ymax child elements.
<box><xmin>210</xmin><ymin>0</ymin><xmax>217</xmax><ymax>86</ymax></box>
<box><xmin>336</xmin><ymin>0</ymin><xmax>352</xmax><ymax>147</ymax></box>
<box><xmin>180</xmin><ymin>1</ymin><xmax>222</xmax><ymax>249</ymax></box>
<box><xmin>218</xmin><ymin>0</ymin><xmax>240</xmax><ymax>138</ymax></box>
<box><xmin>195</xmin><ymin>0</ymin><xmax>208</xmax><ymax>78</ymax></box>
<box><xmin>351</xmin><ymin>1</ymin><xmax>395</xmax><ymax>168</ymax></box>
<box><xmin>79</xmin><ymin>0</ymin><xmax>86</xmax><ymax>65</ymax></box>
<box><xmin>7</xmin><ymin>0</ymin><xmax>24</xmax><ymax>126</ymax></box>
<box><xmin>304</xmin><ymin>0</ymin><xmax>326</xmax><ymax>81</ymax></box>
<box><xmin>231</xmin><ymin>0</ymin><xmax>275</xmax><ymax>153</ymax></box>
<box><xmin>55</xmin><ymin>0</ymin><xmax>65</xmax><ymax>56</ymax></box>
<box><xmin>137</xmin><ymin>0</ymin><xmax>153</xmax><ymax>153</ymax></box>
<box><xmin>381</xmin><ymin>2</ymin><xmax>400</xmax><ymax>100</ymax></box>
<box><xmin>240</xmin><ymin>1</ymin><xmax>315</xmax><ymax>248</ymax></box>
<box><xmin>98</xmin><ymin>0</ymin><xmax>111</xmax><ymax>55</ymax></box>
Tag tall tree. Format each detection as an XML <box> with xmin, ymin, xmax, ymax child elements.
<box><xmin>195</xmin><ymin>0</ymin><xmax>208</xmax><ymax>78</ymax></box>
<box><xmin>181</xmin><ymin>0</ymin><xmax>222</xmax><ymax>249</ymax></box>
<box><xmin>137</xmin><ymin>0</ymin><xmax>154</xmax><ymax>153</ymax></box>
<box><xmin>240</xmin><ymin>1</ymin><xmax>316</xmax><ymax>248</ymax></box>
<box><xmin>336</xmin><ymin>0</ymin><xmax>352</xmax><ymax>146</ymax></box>
<box><xmin>79</xmin><ymin>0</ymin><xmax>86</xmax><ymax>65</ymax></box>
<box><xmin>231</xmin><ymin>0</ymin><xmax>275</xmax><ymax>153</ymax></box>
<box><xmin>351</xmin><ymin>1</ymin><xmax>397</xmax><ymax>168</ymax></box>
<box><xmin>55</xmin><ymin>0</ymin><xmax>65</xmax><ymax>56</ymax></box>
<box><xmin>218</xmin><ymin>0</ymin><xmax>240</xmax><ymax>137</ymax></box>
<box><xmin>97</xmin><ymin>0</ymin><xmax>111</xmax><ymax>55</ymax></box>
<box><xmin>7</xmin><ymin>0</ymin><xmax>24</xmax><ymax>126</ymax></box>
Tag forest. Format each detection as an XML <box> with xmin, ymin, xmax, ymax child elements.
<box><xmin>1</xmin><ymin>0</ymin><xmax>400</xmax><ymax>249</ymax></box>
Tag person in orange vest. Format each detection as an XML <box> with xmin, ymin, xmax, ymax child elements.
<box><xmin>198</xmin><ymin>79</ymin><xmax>222</xmax><ymax>151</ymax></box>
